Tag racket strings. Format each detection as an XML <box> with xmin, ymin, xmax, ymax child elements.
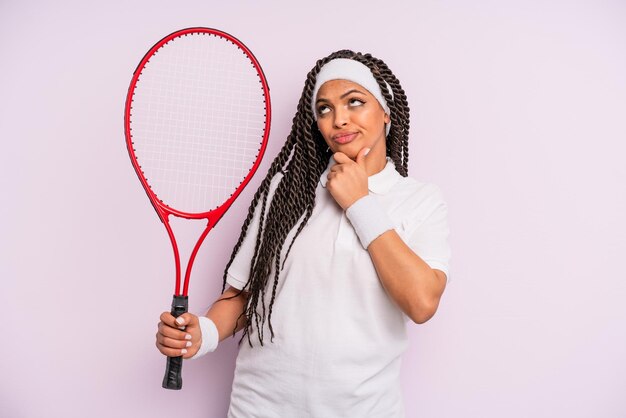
<box><xmin>130</xmin><ymin>32</ymin><xmax>267</xmax><ymax>214</ymax></box>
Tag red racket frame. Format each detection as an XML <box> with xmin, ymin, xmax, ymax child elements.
<box><xmin>124</xmin><ymin>27</ymin><xmax>271</xmax><ymax>298</ymax></box>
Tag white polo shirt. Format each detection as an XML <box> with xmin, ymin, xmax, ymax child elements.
<box><xmin>225</xmin><ymin>154</ymin><xmax>451</xmax><ymax>418</ymax></box>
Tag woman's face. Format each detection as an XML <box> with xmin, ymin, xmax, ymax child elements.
<box><xmin>315</xmin><ymin>79</ymin><xmax>390</xmax><ymax>160</ymax></box>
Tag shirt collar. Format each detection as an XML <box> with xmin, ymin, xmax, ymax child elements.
<box><xmin>319</xmin><ymin>154</ymin><xmax>401</xmax><ymax>195</ymax></box>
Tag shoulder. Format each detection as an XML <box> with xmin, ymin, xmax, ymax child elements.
<box><xmin>391</xmin><ymin>177</ymin><xmax>449</xmax><ymax>237</ymax></box>
<box><xmin>392</xmin><ymin>175</ymin><xmax>446</xmax><ymax>209</ymax></box>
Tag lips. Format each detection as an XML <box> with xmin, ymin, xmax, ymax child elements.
<box><xmin>333</xmin><ymin>132</ymin><xmax>358</xmax><ymax>144</ymax></box>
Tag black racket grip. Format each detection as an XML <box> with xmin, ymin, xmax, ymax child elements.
<box><xmin>162</xmin><ymin>295</ymin><xmax>188</xmax><ymax>390</ymax></box>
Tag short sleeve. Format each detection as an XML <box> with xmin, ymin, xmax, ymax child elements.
<box><xmin>403</xmin><ymin>185</ymin><xmax>452</xmax><ymax>284</ymax></box>
<box><xmin>226</xmin><ymin>172</ymin><xmax>284</xmax><ymax>291</ymax></box>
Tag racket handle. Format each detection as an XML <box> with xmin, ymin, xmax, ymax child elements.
<box><xmin>162</xmin><ymin>295</ymin><xmax>189</xmax><ymax>390</ymax></box>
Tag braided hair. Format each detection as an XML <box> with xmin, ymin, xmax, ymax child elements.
<box><xmin>219</xmin><ymin>49</ymin><xmax>411</xmax><ymax>348</ymax></box>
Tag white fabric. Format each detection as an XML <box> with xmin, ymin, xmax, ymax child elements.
<box><xmin>311</xmin><ymin>58</ymin><xmax>393</xmax><ymax>136</ymax></box>
<box><xmin>345</xmin><ymin>194</ymin><xmax>396</xmax><ymax>249</ymax></box>
<box><xmin>189</xmin><ymin>316</ymin><xmax>219</xmax><ymax>360</ymax></box>
<box><xmin>225</xmin><ymin>154</ymin><xmax>451</xmax><ymax>417</ymax></box>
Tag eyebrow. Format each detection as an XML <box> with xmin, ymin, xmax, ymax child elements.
<box><xmin>315</xmin><ymin>89</ymin><xmax>366</xmax><ymax>104</ymax></box>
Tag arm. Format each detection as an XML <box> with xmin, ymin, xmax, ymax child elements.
<box><xmin>324</xmin><ymin>151</ymin><xmax>449</xmax><ymax>323</ymax></box>
<box><xmin>367</xmin><ymin>230</ymin><xmax>447</xmax><ymax>324</ymax></box>
<box><xmin>205</xmin><ymin>285</ymin><xmax>250</xmax><ymax>342</ymax></box>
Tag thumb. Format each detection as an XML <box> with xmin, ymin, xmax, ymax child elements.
<box><xmin>174</xmin><ymin>313</ymin><xmax>198</xmax><ymax>328</ymax></box>
<box><xmin>356</xmin><ymin>147</ymin><xmax>370</xmax><ymax>168</ymax></box>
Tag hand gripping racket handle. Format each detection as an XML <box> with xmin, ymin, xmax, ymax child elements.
<box><xmin>162</xmin><ymin>295</ymin><xmax>189</xmax><ymax>390</ymax></box>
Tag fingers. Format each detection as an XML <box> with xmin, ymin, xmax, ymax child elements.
<box><xmin>156</xmin><ymin>333</ymin><xmax>192</xmax><ymax>353</ymax></box>
<box><xmin>155</xmin><ymin>325</ymin><xmax>196</xmax><ymax>357</ymax></box>
<box><xmin>155</xmin><ymin>340</ymin><xmax>198</xmax><ymax>359</ymax></box>
<box><xmin>174</xmin><ymin>313</ymin><xmax>199</xmax><ymax>327</ymax></box>
<box><xmin>156</xmin><ymin>312</ymin><xmax>201</xmax><ymax>358</ymax></box>
<box><xmin>157</xmin><ymin>320</ymin><xmax>192</xmax><ymax>341</ymax></box>
<box><xmin>332</xmin><ymin>151</ymin><xmax>348</xmax><ymax>162</ymax></box>
<box><xmin>159</xmin><ymin>312</ymin><xmax>198</xmax><ymax>329</ymax></box>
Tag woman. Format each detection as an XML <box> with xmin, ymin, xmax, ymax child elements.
<box><xmin>156</xmin><ymin>49</ymin><xmax>451</xmax><ymax>417</ymax></box>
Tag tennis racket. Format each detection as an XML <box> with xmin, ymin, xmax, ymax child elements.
<box><xmin>123</xmin><ymin>27</ymin><xmax>271</xmax><ymax>390</ymax></box>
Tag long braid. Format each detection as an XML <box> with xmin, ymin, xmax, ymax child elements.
<box><xmin>218</xmin><ymin>49</ymin><xmax>412</xmax><ymax>348</ymax></box>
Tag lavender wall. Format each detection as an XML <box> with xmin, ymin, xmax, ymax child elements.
<box><xmin>1</xmin><ymin>1</ymin><xmax>624</xmax><ymax>417</ymax></box>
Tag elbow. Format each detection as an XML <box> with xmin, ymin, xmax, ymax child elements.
<box><xmin>411</xmin><ymin>310</ymin><xmax>434</xmax><ymax>325</ymax></box>
<box><xmin>410</xmin><ymin>299</ymin><xmax>439</xmax><ymax>324</ymax></box>
<box><xmin>410</xmin><ymin>270</ymin><xmax>447</xmax><ymax>324</ymax></box>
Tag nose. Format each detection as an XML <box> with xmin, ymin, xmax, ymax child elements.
<box><xmin>333</xmin><ymin>106</ymin><xmax>349</xmax><ymax>128</ymax></box>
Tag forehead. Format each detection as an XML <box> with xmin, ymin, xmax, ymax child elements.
<box><xmin>316</xmin><ymin>79</ymin><xmax>374</xmax><ymax>100</ymax></box>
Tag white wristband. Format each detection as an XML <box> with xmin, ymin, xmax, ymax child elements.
<box><xmin>189</xmin><ymin>316</ymin><xmax>219</xmax><ymax>360</ymax></box>
<box><xmin>345</xmin><ymin>194</ymin><xmax>395</xmax><ymax>249</ymax></box>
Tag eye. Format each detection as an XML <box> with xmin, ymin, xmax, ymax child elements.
<box><xmin>349</xmin><ymin>98</ymin><xmax>365</xmax><ymax>107</ymax></box>
<box><xmin>317</xmin><ymin>105</ymin><xmax>330</xmax><ymax>115</ymax></box>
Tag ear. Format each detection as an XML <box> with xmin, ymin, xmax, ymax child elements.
<box><xmin>384</xmin><ymin>113</ymin><xmax>390</xmax><ymax>124</ymax></box>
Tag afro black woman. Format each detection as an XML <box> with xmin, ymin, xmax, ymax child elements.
<box><xmin>156</xmin><ymin>49</ymin><xmax>451</xmax><ymax>417</ymax></box>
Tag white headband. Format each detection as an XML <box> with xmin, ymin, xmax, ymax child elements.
<box><xmin>311</xmin><ymin>58</ymin><xmax>393</xmax><ymax>136</ymax></box>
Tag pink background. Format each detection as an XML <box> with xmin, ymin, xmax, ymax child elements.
<box><xmin>1</xmin><ymin>1</ymin><xmax>625</xmax><ymax>417</ymax></box>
